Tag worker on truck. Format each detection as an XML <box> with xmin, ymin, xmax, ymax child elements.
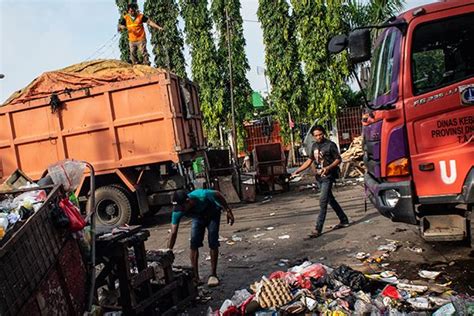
<box><xmin>118</xmin><ymin>3</ymin><xmax>163</xmax><ymax>65</ymax></box>
<box><xmin>167</xmin><ymin>189</ymin><xmax>235</xmax><ymax>287</ymax></box>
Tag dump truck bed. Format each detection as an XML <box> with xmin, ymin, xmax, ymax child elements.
<box><xmin>0</xmin><ymin>72</ymin><xmax>205</xmax><ymax>181</ymax></box>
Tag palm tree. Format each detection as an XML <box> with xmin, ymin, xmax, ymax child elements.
<box><xmin>344</xmin><ymin>0</ymin><xmax>405</xmax><ymax>30</ymax></box>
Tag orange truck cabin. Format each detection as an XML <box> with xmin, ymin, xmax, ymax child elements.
<box><xmin>0</xmin><ymin>69</ymin><xmax>206</xmax><ymax>226</ymax></box>
<box><xmin>332</xmin><ymin>1</ymin><xmax>474</xmax><ymax>242</ymax></box>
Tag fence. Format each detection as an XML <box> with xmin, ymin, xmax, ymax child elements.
<box><xmin>242</xmin><ymin>108</ymin><xmax>363</xmax><ymax>167</ymax></box>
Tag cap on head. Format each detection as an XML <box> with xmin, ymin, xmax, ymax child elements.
<box><xmin>172</xmin><ymin>189</ymin><xmax>189</xmax><ymax>207</ymax></box>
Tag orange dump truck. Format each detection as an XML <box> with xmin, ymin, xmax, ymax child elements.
<box><xmin>0</xmin><ymin>60</ymin><xmax>206</xmax><ymax>226</ymax></box>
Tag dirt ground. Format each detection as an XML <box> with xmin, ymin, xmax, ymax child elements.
<box><xmin>143</xmin><ymin>178</ymin><xmax>474</xmax><ymax>314</ymax></box>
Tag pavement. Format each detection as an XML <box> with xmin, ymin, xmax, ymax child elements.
<box><xmin>143</xmin><ymin>179</ymin><xmax>474</xmax><ymax>314</ymax></box>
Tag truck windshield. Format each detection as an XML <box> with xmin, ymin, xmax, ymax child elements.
<box><xmin>411</xmin><ymin>13</ymin><xmax>474</xmax><ymax>95</ymax></box>
<box><xmin>367</xmin><ymin>27</ymin><xmax>402</xmax><ymax>109</ymax></box>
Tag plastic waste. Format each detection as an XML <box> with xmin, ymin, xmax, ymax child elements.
<box><xmin>433</xmin><ymin>303</ymin><xmax>456</xmax><ymax>316</ymax></box>
<box><xmin>47</xmin><ymin>160</ymin><xmax>86</xmax><ymax>191</ymax></box>
<box><xmin>329</xmin><ymin>265</ymin><xmax>367</xmax><ymax>291</ymax></box>
<box><xmin>206</xmin><ymin>306</ymin><xmax>220</xmax><ymax>316</ymax></box>
<box><xmin>418</xmin><ymin>270</ymin><xmax>441</xmax><ymax>280</ymax></box>
<box><xmin>230</xmin><ymin>289</ymin><xmax>251</xmax><ymax>307</ymax></box>
<box><xmin>396</xmin><ymin>283</ymin><xmax>428</xmax><ymax>293</ymax></box>
<box><xmin>353</xmin><ymin>299</ymin><xmax>373</xmax><ymax>315</ymax></box>
<box><xmin>219</xmin><ymin>299</ymin><xmax>234</xmax><ymax>314</ymax></box>
<box><xmin>381</xmin><ymin>285</ymin><xmax>401</xmax><ymax>300</ymax></box>
<box><xmin>407</xmin><ymin>297</ymin><xmax>429</xmax><ymax>309</ymax></box>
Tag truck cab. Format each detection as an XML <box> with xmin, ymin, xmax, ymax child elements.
<box><xmin>334</xmin><ymin>1</ymin><xmax>474</xmax><ymax>242</ymax></box>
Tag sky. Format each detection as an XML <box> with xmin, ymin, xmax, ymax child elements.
<box><xmin>0</xmin><ymin>0</ymin><xmax>433</xmax><ymax>103</ymax></box>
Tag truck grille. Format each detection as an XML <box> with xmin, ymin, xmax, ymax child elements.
<box><xmin>363</xmin><ymin>121</ymin><xmax>382</xmax><ymax>179</ymax></box>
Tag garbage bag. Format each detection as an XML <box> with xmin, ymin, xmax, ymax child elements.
<box><xmin>329</xmin><ymin>265</ymin><xmax>367</xmax><ymax>291</ymax></box>
<box><xmin>48</xmin><ymin>160</ymin><xmax>86</xmax><ymax>192</ymax></box>
<box><xmin>59</xmin><ymin>197</ymin><xmax>86</xmax><ymax>232</ymax></box>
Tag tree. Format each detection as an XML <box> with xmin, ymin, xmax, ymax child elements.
<box><xmin>291</xmin><ymin>0</ymin><xmax>349</xmax><ymax>122</ymax></box>
<box><xmin>144</xmin><ymin>0</ymin><xmax>187</xmax><ymax>77</ymax></box>
<box><xmin>344</xmin><ymin>0</ymin><xmax>405</xmax><ymax>36</ymax></box>
<box><xmin>180</xmin><ymin>0</ymin><xmax>224</xmax><ymax>144</ymax></box>
<box><xmin>211</xmin><ymin>0</ymin><xmax>253</xmax><ymax>145</ymax></box>
<box><xmin>257</xmin><ymin>0</ymin><xmax>306</xmax><ymax>139</ymax></box>
<box><xmin>116</xmin><ymin>0</ymin><xmax>131</xmax><ymax>63</ymax></box>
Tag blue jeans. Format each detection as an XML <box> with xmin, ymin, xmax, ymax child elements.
<box><xmin>316</xmin><ymin>176</ymin><xmax>348</xmax><ymax>232</ymax></box>
<box><xmin>190</xmin><ymin>212</ymin><xmax>221</xmax><ymax>250</ymax></box>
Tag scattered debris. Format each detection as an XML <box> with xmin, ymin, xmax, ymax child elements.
<box><xmin>355</xmin><ymin>252</ymin><xmax>370</xmax><ymax>260</ymax></box>
<box><xmin>231</xmin><ymin>235</ymin><xmax>243</xmax><ymax>242</ymax></box>
<box><xmin>210</xmin><ymin>258</ymin><xmax>472</xmax><ymax>315</ymax></box>
<box><xmin>266</xmin><ymin>227</ymin><xmax>275</xmax><ymax>231</ymax></box>
<box><xmin>278</xmin><ymin>235</ymin><xmax>290</xmax><ymax>240</ymax></box>
<box><xmin>269</xmin><ymin>212</ymin><xmax>276</xmax><ymax>216</ymax></box>
<box><xmin>407</xmin><ymin>246</ymin><xmax>424</xmax><ymax>253</ymax></box>
<box><xmin>377</xmin><ymin>241</ymin><xmax>400</xmax><ymax>252</ymax></box>
<box><xmin>253</xmin><ymin>233</ymin><xmax>266</xmax><ymax>238</ymax></box>
<box><xmin>418</xmin><ymin>270</ymin><xmax>442</xmax><ymax>280</ymax></box>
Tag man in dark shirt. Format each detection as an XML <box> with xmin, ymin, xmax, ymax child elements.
<box><xmin>118</xmin><ymin>3</ymin><xmax>163</xmax><ymax>65</ymax></box>
<box><xmin>167</xmin><ymin>189</ymin><xmax>234</xmax><ymax>287</ymax></box>
<box><xmin>292</xmin><ymin>125</ymin><xmax>349</xmax><ymax>238</ymax></box>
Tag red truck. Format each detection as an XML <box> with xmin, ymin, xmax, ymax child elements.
<box><xmin>330</xmin><ymin>0</ymin><xmax>474</xmax><ymax>242</ymax></box>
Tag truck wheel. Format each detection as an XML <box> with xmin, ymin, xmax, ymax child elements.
<box><xmin>95</xmin><ymin>186</ymin><xmax>132</xmax><ymax>227</ymax></box>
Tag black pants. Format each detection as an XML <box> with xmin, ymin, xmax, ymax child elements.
<box><xmin>316</xmin><ymin>176</ymin><xmax>348</xmax><ymax>232</ymax></box>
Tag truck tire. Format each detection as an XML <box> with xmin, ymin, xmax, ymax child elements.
<box><xmin>95</xmin><ymin>186</ymin><xmax>132</xmax><ymax>227</ymax></box>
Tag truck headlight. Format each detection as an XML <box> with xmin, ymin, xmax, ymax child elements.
<box><xmin>383</xmin><ymin>189</ymin><xmax>400</xmax><ymax>208</ymax></box>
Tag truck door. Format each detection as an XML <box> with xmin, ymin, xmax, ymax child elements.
<box><xmin>403</xmin><ymin>10</ymin><xmax>474</xmax><ymax>199</ymax></box>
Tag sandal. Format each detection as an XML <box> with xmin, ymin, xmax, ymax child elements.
<box><xmin>207</xmin><ymin>275</ymin><xmax>220</xmax><ymax>287</ymax></box>
<box><xmin>307</xmin><ymin>230</ymin><xmax>321</xmax><ymax>239</ymax></box>
<box><xmin>333</xmin><ymin>222</ymin><xmax>350</xmax><ymax>230</ymax></box>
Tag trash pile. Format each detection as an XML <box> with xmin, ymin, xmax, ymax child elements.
<box><xmin>340</xmin><ymin>136</ymin><xmax>365</xmax><ymax>178</ymax></box>
<box><xmin>208</xmin><ymin>260</ymin><xmax>474</xmax><ymax>315</ymax></box>
<box><xmin>0</xmin><ymin>160</ymin><xmax>87</xmax><ymax>242</ymax></box>
<box><xmin>0</xmin><ymin>185</ymin><xmax>47</xmax><ymax>240</ymax></box>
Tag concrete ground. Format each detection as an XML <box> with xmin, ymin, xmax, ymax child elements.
<box><xmin>143</xmin><ymin>179</ymin><xmax>474</xmax><ymax>314</ymax></box>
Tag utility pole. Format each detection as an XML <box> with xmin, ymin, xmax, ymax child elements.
<box><xmin>225</xmin><ymin>7</ymin><xmax>238</xmax><ymax>166</ymax></box>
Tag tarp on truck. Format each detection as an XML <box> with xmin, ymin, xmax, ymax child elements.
<box><xmin>2</xmin><ymin>59</ymin><xmax>165</xmax><ymax>106</ymax></box>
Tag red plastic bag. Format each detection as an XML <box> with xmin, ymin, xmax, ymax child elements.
<box><xmin>59</xmin><ymin>197</ymin><xmax>86</xmax><ymax>232</ymax></box>
<box><xmin>381</xmin><ymin>285</ymin><xmax>401</xmax><ymax>300</ymax></box>
<box><xmin>300</xmin><ymin>263</ymin><xmax>326</xmax><ymax>279</ymax></box>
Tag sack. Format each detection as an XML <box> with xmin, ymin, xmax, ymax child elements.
<box><xmin>59</xmin><ymin>198</ymin><xmax>86</xmax><ymax>232</ymax></box>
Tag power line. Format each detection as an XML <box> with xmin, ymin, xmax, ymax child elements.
<box><xmin>86</xmin><ymin>33</ymin><xmax>119</xmax><ymax>61</ymax></box>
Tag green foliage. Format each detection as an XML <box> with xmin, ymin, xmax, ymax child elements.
<box><xmin>257</xmin><ymin>0</ymin><xmax>306</xmax><ymax>141</ymax></box>
<box><xmin>344</xmin><ymin>0</ymin><xmax>405</xmax><ymax>34</ymax></box>
<box><xmin>116</xmin><ymin>0</ymin><xmax>131</xmax><ymax>63</ymax></box>
<box><xmin>180</xmin><ymin>0</ymin><xmax>224</xmax><ymax>144</ymax></box>
<box><xmin>144</xmin><ymin>0</ymin><xmax>187</xmax><ymax>77</ymax></box>
<box><xmin>291</xmin><ymin>0</ymin><xmax>349</xmax><ymax>123</ymax></box>
<box><xmin>211</xmin><ymin>0</ymin><xmax>253</xmax><ymax>146</ymax></box>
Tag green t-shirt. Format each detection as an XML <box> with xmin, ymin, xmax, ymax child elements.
<box><xmin>171</xmin><ymin>189</ymin><xmax>223</xmax><ymax>225</ymax></box>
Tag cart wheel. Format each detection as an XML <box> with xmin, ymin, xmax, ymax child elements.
<box><xmin>94</xmin><ymin>186</ymin><xmax>132</xmax><ymax>227</ymax></box>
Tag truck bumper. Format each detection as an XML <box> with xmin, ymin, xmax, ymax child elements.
<box><xmin>365</xmin><ymin>173</ymin><xmax>417</xmax><ymax>224</ymax></box>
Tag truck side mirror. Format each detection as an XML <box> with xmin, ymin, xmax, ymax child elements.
<box><xmin>348</xmin><ymin>29</ymin><xmax>371</xmax><ymax>63</ymax></box>
<box><xmin>328</xmin><ymin>34</ymin><xmax>348</xmax><ymax>54</ymax></box>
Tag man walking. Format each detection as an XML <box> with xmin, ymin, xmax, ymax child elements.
<box><xmin>167</xmin><ymin>189</ymin><xmax>235</xmax><ymax>287</ymax></box>
<box><xmin>292</xmin><ymin>125</ymin><xmax>349</xmax><ymax>238</ymax></box>
<box><xmin>118</xmin><ymin>3</ymin><xmax>163</xmax><ymax>65</ymax></box>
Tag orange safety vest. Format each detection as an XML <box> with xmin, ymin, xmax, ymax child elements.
<box><xmin>124</xmin><ymin>13</ymin><xmax>146</xmax><ymax>42</ymax></box>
